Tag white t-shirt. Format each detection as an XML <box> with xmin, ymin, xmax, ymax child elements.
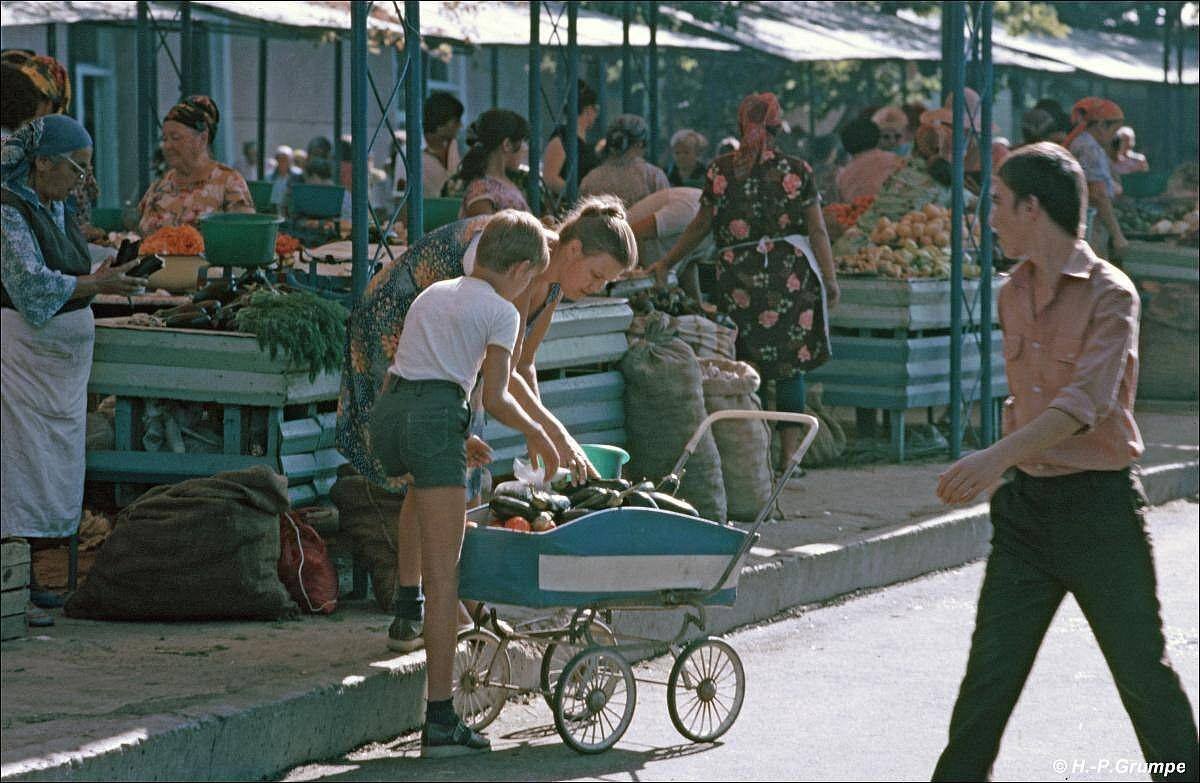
<box><xmin>389</xmin><ymin>276</ymin><xmax>520</xmax><ymax>397</ymax></box>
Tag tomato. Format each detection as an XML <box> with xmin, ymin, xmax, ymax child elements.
<box><xmin>503</xmin><ymin>516</ymin><xmax>532</xmax><ymax>532</ymax></box>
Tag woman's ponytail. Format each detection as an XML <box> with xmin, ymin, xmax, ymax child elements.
<box><xmin>457</xmin><ymin>108</ymin><xmax>529</xmax><ymax>185</ymax></box>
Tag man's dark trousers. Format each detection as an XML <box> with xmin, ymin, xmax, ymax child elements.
<box><xmin>933</xmin><ymin>468</ymin><xmax>1199</xmax><ymax>781</ymax></box>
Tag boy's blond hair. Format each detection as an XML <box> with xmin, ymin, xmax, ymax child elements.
<box><xmin>475</xmin><ymin>210</ymin><xmax>550</xmax><ymax>274</ymax></box>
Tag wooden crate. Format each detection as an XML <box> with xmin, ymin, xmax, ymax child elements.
<box><xmin>87</xmin><ymin>320</ymin><xmax>345</xmax><ymax>506</ymax></box>
<box><xmin>831</xmin><ymin>278</ymin><xmax>1000</xmax><ymax>331</ymax></box>
<box><xmin>808</xmin><ymin>328</ymin><xmax>1008</xmax><ymax>460</ymax></box>
<box><xmin>2</xmin><ymin>541</ymin><xmax>30</xmax><ymax>641</ymax></box>
<box><xmin>533</xmin><ymin>298</ymin><xmax>634</xmax><ymax>372</ymax></box>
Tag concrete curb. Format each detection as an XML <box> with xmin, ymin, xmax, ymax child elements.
<box><xmin>4</xmin><ymin>460</ymin><xmax>1196</xmax><ymax>782</ymax></box>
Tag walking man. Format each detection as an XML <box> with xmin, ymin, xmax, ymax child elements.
<box><xmin>933</xmin><ymin>142</ymin><xmax>1199</xmax><ymax>781</ymax></box>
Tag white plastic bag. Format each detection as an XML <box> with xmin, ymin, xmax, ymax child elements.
<box><xmin>512</xmin><ymin>456</ymin><xmax>550</xmax><ymax>491</ymax></box>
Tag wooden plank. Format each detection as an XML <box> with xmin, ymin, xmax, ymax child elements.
<box><xmin>114</xmin><ymin>397</ymin><xmax>134</xmax><ymax>451</ymax></box>
<box><xmin>535</xmin><ymin>332</ymin><xmax>629</xmax><ymax>370</ymax></box>
<box><xmin>316</xmin><ymin>412</ymin><xmax>339</xmax><ymax>449</ymax></box>
<box><xmin>288</xmin><ymin>483</ymin><xmax>319</xmax><ymax>508</ymax></box>
<box><xmin>830</xmin><ymin>278</ymin><xmax>1000</xmax><ymax>331</ymax></box>
<box><xmin>2</xmin><ymin>560</ymin><xmax>30</xmax><ymax>592</ymax></box>
<box><xmin>312</xmin><ymin>474</ymin><xmax>338</xmax><ymax>499</ymax></box>
<box><xmin>86</xmin><ymin>450</ymin><xmax>273</xmax><ymax>484</ymax></box>
<box><xmin>538</xmin><ymin>372</ymin><xmax>624</xmax><ymax>407</ymax></box>
<box><xmin>223</xmin><ymin>405</ymin><xmax>243</xmax><ymax>455</ymax></box>
<box><xmin>312</xmin><ymin>448</ymin><xmax>347</xmax><ymax>477</ymax></box>
<box><xmin>543</xmin><ymin>298</ymin><xmax>634</xmax><ymax>341</ymax></box>
<box><xmin>279</xmin><ymin>453</ymin><xmax>317</xmax><ymax>484</ymax></box>
<box><xmin>480</xmin><ymin>399</ymin><xmax>624</xmax><ymax>449</ymax></box>
<box><xmin>1</xmin><ymin>613</ymin><xmax>26</xmax><ymax>642</ymax></box>
<box><xmin>2</xmin><ymin>588</ymin><xmax>30</xmax><ymax>618</ymax></box>
<box><xmin>266</xmin><ymin>408</ymin><xmax>284</xmax><ymax>458</ymax></box>
<box><xmin>280</xmin><ymin>418</ymin><xmax>322</xmax><ymax>456</ymax></box>
<box><xmin>93</xmin><ymin>321</ymin><xmax>295</xmax><ymax>374</ymax></box>
<box><xmin>2</xmin><ymin>541</ymin><xmax>30</xmax><ymax>568</ymax></box>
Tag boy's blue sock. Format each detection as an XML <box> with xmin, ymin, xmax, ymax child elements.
<box><xmin>394</xmin><ymin>584</ymin><xmax>424</xmax><ymax>621</ymax></box>
<box><xmin>426</xmin><ymin>698</ymin><xmax>456</xmax><ymax>727</ymax></box>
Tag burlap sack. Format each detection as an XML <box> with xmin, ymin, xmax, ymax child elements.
<box><xmin>699</xmin><ymin>358</ymin><xmax>773</xmax><ymax>521</ymax></box>
<box><xmin>64</xmin><ymin>465</ymin><xmax>298</xmax><ymax>620</ymax></box>
<box><xmin>621</xmin><ymin>313</ymin><xmax>727</xmax><ymax>521</ymax></box>
<box><xmin>328</xmin><ymin>464</ymin><xmax>402</xmax><ymax>612</ymax></box>
<box><xmin>803</xmin><ymin>383</ymin><xmax>847</xmax><ymax>466</ymax></box>
<box><xmin>674</xmin><ymin>314</ymin><xmax>738</xmax><ymax>361</ymax></box>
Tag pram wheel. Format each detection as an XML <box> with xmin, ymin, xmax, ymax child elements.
<box><xmin>540</xmin><ymin>618</ymin><xmax>617</xmax><ymax>709</ymax></box>
<box><xmin>452</xmin><ymin>628</ymin><xmax>510</xmax><ymax>731</ymax></box>
<box><xmin>667</xmin><ymin>637</ymin><xmax>745</xmax><ymax>742</ymax></box>
<box><xmin>553</xmin><ymin>646</ymin><xmax>636</xmax><ymax>754</ymax></box>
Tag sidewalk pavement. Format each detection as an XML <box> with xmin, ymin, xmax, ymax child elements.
<box><xmin>2</xmin><ymin>409</ymin><xmax>1196</xmax><ymax>782</ymax></box>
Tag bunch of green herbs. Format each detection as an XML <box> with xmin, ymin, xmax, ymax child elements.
<box><xmin>235</xmin><ymin>290</ymin><xmax>348</xmax><ymax>381</ymax></box>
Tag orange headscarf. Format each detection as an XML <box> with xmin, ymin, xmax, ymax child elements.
<box><xmin>2</xmin><ymin>51</ymin><xmax>71</xmax><ymax>113</ymax></box>
<box><xmin>734</xmin><ymin>92</ymin><xmax>783</xmax><ymax>178</ymax></box>
<box><xmin>1064</xmin><ymin>97</ymin><xmax>1123</xmax><ymax>148</ymax></box>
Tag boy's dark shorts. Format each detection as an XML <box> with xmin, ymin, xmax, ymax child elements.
<box><xmin>370</xmin><ymin>377</ymin><xmax>470</xmax><ymax>488</ymax></box>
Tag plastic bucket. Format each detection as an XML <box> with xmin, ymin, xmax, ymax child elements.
<box><xmin>90</xmin><ymin>207</ymin><xmax>124</xmax><ymax>232</ymax></box>
<box><xmin>581</xmin><ymin>444</ymin><xmax>630</xmax><ymax>480</ymax></box>
<box><xmin>199</xmin><ymin>212</ymin><xmax>283</xmax><ymax>268</ymax></box>
<box><xmin>290</xmin><ymin>183</ymin><xmax>345</xmax><ymax>218</ymax></box>
<box><xmin>247</xmin><ymin>180</ymin><xmax>275</xmax><ymax>212</ymax></box>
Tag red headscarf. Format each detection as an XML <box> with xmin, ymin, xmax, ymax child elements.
<box><xmin>1064</xmin><ymin>97</ymin><xmax>1123</xmax><ymax>148</ymax></box>
<box><xmin>734</xmin><ymin>92</ymin><xmax>783</xmax><ymax>178</ymax></box>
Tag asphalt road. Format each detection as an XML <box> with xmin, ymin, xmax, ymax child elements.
<box><xmin>283</xmin><ymin>500</ymin><xmax>1199</xmax><ymax>782</ymax></box>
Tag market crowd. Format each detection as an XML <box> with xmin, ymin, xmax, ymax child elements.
<box><xmin>2</xmin><ymin>44</ymin><xmax>1198</xmax><ymax>771</ymax></box>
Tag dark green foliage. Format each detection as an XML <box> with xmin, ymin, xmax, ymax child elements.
<box><xmin>234</xmin><ymin>290</ymin><xmax>349</xmax><ymax>381</ymax></box>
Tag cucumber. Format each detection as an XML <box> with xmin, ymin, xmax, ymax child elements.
<box><xmin>588</xmin><ymin>478</ymin><xmax>631</xmax><ymax>492</ymax></box>
<box><xmin>649</xmin><ymin>492</ymin><xmax>699</xmax><ymax>516</ymax></box>
<box><xmin>559</xmin><ymin>508</ymin><xmax>593</xmax><ymax>523</ymax></box>
<box><xmin>620</xmin><ymin>491</ymin><xmax>659</xmax><ymax>509</ymax></box>
<box><xmin>567</xmin><ymin>485</ymin><xmax>604</xmax><ymax>506</ymax></box>
<box><xmin>576</xmin><ymin>488</ymin><xmax>618</xmax><ymax>510</ymax></box>
<box><xmin>489</xmin><ymin>495</ymin><xmax>535</xmax><ymax>520</ymax></box>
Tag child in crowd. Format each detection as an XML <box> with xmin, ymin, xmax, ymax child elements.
<box><xmin>368</xmin><ymin>210</ymin><xmax>559</xmax><ymax>757</ymax></box>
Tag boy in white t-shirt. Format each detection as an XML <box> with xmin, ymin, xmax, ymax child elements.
<box><xmin>369</xmin><ymin>210</ymin><xmax>559</xmax><ymax>757</ymax></box>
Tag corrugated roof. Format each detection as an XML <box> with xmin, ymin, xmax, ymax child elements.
<box><xmin>659</xmin><ymin>1</ymin><xmax>1074</xmax><ymax>72</ymax></box>
<box><xmin>992</xmin><ymin>25</ymin><xmax>1198</xmax><ymax>85</ymax></box>
<box><xmin>0</xmin><ymin>0</ymin><xmax>405</xmax><ymax>36</ymax></box>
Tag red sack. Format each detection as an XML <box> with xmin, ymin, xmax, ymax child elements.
<box><xmin>278</xmin><ymin>510</ymin><xmax>339</xmax><ymax>614</ymax></box>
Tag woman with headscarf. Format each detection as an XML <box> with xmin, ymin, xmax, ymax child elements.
<box><xmin>138</xmin><ymin>95</ymin><xmax>254</xmax><ymax>236</ymax></box>
<box><xmin>1</xmin><ymin>116</ymin><xmax>148</xmax><ymax>624</ymax></box>
<box><xmin>579</xmin><ymin>114</ymin><xmax>669</xmax><ymax>208</ymax></box>
<box><xmin>648</xmin><ymin>93</ymin><xmax>840</xmax><ymax>472</ymax></box>
<box><xmin>1066</xmin><ymin>97</ymin><xmax>1129</xmax><ymax>262</ymax></box>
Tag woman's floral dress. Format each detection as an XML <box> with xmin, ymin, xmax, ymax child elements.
<box><xmin>138</xmin><ymin>163</ymin><xmax>254</xmax><ymax>235</ymax></box>
<box><xmin>703</xmin><ymin>150</ymin><xmax>831</xmax><ymax>381</ymax></box>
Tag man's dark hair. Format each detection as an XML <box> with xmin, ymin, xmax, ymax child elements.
<box><xmin>1033</xmin><ymin>98</ymin><xmax>1071</xmax><ymax>135</ymax></box>
<box><xmin>839</xmin><ymin>117</ymin><xmax>881</xmax><ymax>155</ymax></box>
<box><xmin>424</xmin><ymin>91</ymin><xmax>464</xmax><ymax>132</ymax></box>
<box><xmin>1</xmin><ymin>64</ymin><xmax>43</xmax><ymax>131</ymax></box>
<box><xmin>562</xmin><ymin>79</ymin><xmax>598</xmax><ymax>114</ymax></box>
<box><xmin>998</xmin><ymin>141</ymin><xmax>1087</xmax><ymax>238</ymax></box>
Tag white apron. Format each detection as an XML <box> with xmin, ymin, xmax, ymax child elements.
<box><xmin>1</xmin><ymin>306</ymin><xmax>94</xmax><ymax>538</ymax></box>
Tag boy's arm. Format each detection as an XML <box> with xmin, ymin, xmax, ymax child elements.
<box><xmin>481</xmin><ymin>344</ymin><xmax>560</xmax><ymax>477</ymax></box>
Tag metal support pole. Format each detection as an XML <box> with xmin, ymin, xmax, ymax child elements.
<box><xmin>46</xmin><ymin>24</ymin><xmax>57</xmax><ymax>59</ymax></box>
<box><xmin>596</xmin><ymin>54</ymin><xmax>608</xmax><ymax>142</ymax></box>
<box><xmin>622</xmin><ymin>4</ymin><xmax>632</xmax><ymax>113</ymax></box>
<box><xmin>647</xmin><ymin>0</ymin><xmax>659</xmax><ymax>163</ymax></box>
<box><xmin>566</xmin><ymin>3</ymin><xmax>580</xmax><ymax>206</ymax></box>
<box><xmin>180</xmin><ymin>2</ymin><xmax>192</xmax><ymax>99</ymax></box>
<box><xmin>405</xmin><ymin>0</ymin><xmax>424</xmax><ymax>241</ymax></box>
<box><xmin>899</xmin><ymin>59</ymin><xmax>908</xmax><ymax>105</ymax></box>
<box><xmin>979</xmin><ymin>1</ymin><xmax>995</xmax><ymax>445</ymax></box>
<box><xmin>256</xmin><ymin>37</ymin><xmax>267</xmax><ymax>182</ymax></box>
<box><xmin>350</xmin><ymin>2</ymin><xmax>369</xmax><ymax>302</ymax></box>
<box><xmin>334</xmin><ymin>39</ymin><xmax>343</xmax><ymax>171</ymax></box>
<box><xmin>948</xmin><ymin>1</ymin><xmax>965</xmax><ymax>459</ymax></box>
<box><xmin>806</xmin><ymin>61</ymin><xmax>816</xmax><ymax>139</ymax></box>
<box><xmin>528</xmin><ymin>5</ymin><xmax>542</xmax><ymax>214</ymax></box>
<box><xmin>490</xmin><ymin>46</ymin><xmax>500</xmax><ymax>108</ymax></box>
<box><xmin>136</xmin><ymin>1</ymin><xmax>153</xmax><ymax>198</ymax></box>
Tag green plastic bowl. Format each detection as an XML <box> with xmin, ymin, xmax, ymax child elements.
<box><xmin>581</xmin><ymin>444</ymin><xmax>630</xmax><ymax>480</ymax></box>
<box><xmin>199</xmin><ymin>212</ymin><xmax>283</xmax><ymax>268</ymax></box>
<box><xmin>90</xmin><ymin>207</ymin><xmax>124</xmax><ymax>232</ymax></box>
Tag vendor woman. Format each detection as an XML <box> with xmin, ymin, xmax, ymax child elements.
<box><xmin>1</xmin><ymin>116</ymin><xmax>147</xmax><ymax>623</ymax></box>
<box><xmin>138</xmin><ymin>95</ymin><xmax>254</xmax><ymax>236</ymax></box>
<box><xmin>336</xmin><ymin>195</ymin><xmax>637</xmax><ymax>651</ymax></box>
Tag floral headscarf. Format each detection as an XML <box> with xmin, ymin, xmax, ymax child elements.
<box><xmin>734</xmin><ymin>92</ymin><xmax>783</xmax><ymax>179</ymax></box>
<box><xmin>2</xmin><ymin>51</ymin><xmax>71</xmax><ymax>113</ymax></box>
<box><xmin>164</xmin><ymin>95</ymin><xmax>221</xmax><ymax>144</ymax></box>
<box><xmin>1064</xmin><ymin>97</ymin><xmax>1123</xmax><ymax>148</ymax></box>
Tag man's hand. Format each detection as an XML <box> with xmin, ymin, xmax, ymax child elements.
<box><xmin>825</xmin><ymin>276</ymin><xmax>841</xmax><ymax>311</ymax></box>
<box><xmin>466</xmin><ymin>435</ymin><xmax>492</xmax><ymax>469</ymax></box>
<box><xmin>525</xmin><ymin>426</ymin><xmax>561</xmax><ymax>480</ymax></box>
<box><xmin>551</xmin><ymin>428</ymin><xmax>599</xmax><ymax>486</ymax></box>
<box><xmin>937</xmin><ymin>447</ymin><xmax>1008</xmax><ymax>505</ymax></box>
